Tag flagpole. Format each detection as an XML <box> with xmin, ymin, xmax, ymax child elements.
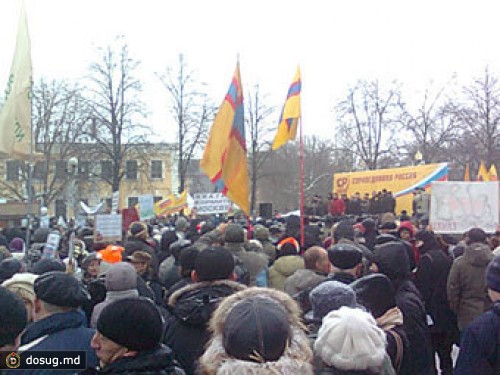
<box><xmin>299</xmin><ymin>115</ymin><xmax>305</xmax><ymax>248</ymax></box>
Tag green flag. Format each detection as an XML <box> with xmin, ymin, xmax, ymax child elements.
<box><xmin>0</xmin><ymin>2</ymin><xmax>32</xmax><ymax>158</ymax></box>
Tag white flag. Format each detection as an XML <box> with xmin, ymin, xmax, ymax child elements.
<box><xmin>0</xmin><ymin>2</ymin><xmax>32</xmax><ymax>158</ymax></box>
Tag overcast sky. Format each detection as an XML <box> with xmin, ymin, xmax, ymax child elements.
<box><xmin>1</xmin><ymin>0</ymin><xmax>500</xmax><ymax>143</ymax></box>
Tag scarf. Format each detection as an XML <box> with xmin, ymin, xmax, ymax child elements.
<box><xmin>376</xmin><ymin>307</ymin><xmax>403</xmax><ymax>331</ymax></box>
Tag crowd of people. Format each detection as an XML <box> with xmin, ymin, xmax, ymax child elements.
<box><xmin>0</xmin><ymin>208</ymin><xmax>499</xmax><ymax>374</ymax></box>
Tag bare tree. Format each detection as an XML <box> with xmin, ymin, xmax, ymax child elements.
<box><xmin>246</xmin><ymin>84</ymin><xmax>274</xmax><ymax>214</ymax></box>
<box><xmin>0</xmin><ymin>79</ymin><xmax>88</xmax><ymax>206</ymax></box>
<box><xmin>158</xmin><ymin>54</ymin><xmax>214</xmax><ymax>193</ymax></box>
<box><xmin>453</xmin><ymin>67</ymin><xmax>500</xmax><ymax>166</ymax></box>
<box><xmin>85</xmin><ymin>37</ymin><xmax>149</xmax><ymax>192</ymax></box>
<box><xmin>336</xmin><ymin>80</ymin><xmax>401</xmax><ymax>169</ymax></box>
<box><xmin>397</xmin><ymin>81</ymin><xmax>460</xmax><ymax>163</ymax></box>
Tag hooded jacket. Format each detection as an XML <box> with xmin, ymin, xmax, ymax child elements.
<box><xmin>198</xmin><ymin>287</ymin><xmax>313</xmax><ymax>375</ymax></box>
<box><xmin>268</xmin><ymin>255</ymin><xmax>304</xmax><ymax>291</ymax></box>
<box><xmin>225</xmin><ymin>242</ymin><xmax>268</xmax><ymax>287</ymax></box>
<box><xmin>447</xmin><ymin>242</ymin><xmax>494</xmax><ymax>331</ymax></box>
<box><xmin>454</xmin><ymin>301</ymin><xmax>500</xmax><ymax>375</ymax></box>
<box><xmin>373</xmin><ymin>241</ymin><xmax>435</xmax><ymax>375</ymax></box>
<box><xmin>163</xmin><ymin>280</ymin><xmax>245</xmax><ymax>375</ymax></box>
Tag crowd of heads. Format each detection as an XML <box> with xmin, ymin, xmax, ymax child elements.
<box><xmin>0</xmin><ymin>207</ymin><xmax>499</xmax><ymax>374</ymax></box>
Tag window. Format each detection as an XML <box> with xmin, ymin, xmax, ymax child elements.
<box><xmin>128</xmin><ymin>196</ymin><xmax>138</xmax><ymax>208</ymax></box>
<box><xmin>105</xmin><ymin>198</ymin><xmax>113</xmax><ymax>210</ymax></box>
<box><xmin>55</xmin><ymin>160</ymin><xmax>67</xmax><ymax>179</ymax></box>
<box><xmin>100</xmin><ymin>160</ymin><xmax>113</xmax><ymax>178</ymax></box>
<box><xmin>151</xmin><ymin>160</ymin><xmax>163</xmax><ymax>179</ymax></box>
<box><xmin>78</xmin><ymin>161</ymin><xmax>91</xmax><ymax>178</ymax></box>
<box><xmin>6</xmin><ymin>160</ymin><xmax>24</xmax><ymax>181</ymax></box>
<box><xmin>126</xmin><ymin>160</ymin><xmax>138</xmax><ymax>180</ymax></box>
<box><xmin>32</xmin><ymin>161</ymin><xmax>47</xmax><ymax>181</ymax></box>
<box><xmin>55</xmin><ymin>199</ymin><xmax>67</xmax><ymax>220</ymax></box>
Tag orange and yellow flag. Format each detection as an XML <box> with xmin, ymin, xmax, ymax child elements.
<box><xmin>200</xmin><ymin>63</ymin><xmax>249</xmax><ymax>215</ymax></box>
<box><xmin>476</xmin><ymin>160</ymin><xmax>490</xmax><ymax>181</ymax></box>
<box><xmin>489</xmin><ymin>164</ymin><xmax>498</xmax><ymax>181</ymax></box>
<box><xmin>272</xmin><ymin>67</ymin><xmax>301</xmax><ymax>150</ymax></box>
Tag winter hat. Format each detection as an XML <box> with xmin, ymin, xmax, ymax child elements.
<box><xmin>397</xmin><ymin>221</ymin><xmax>415</xmax><ymax>237</ymax></box>
<box><xmin>254</xmin><ymin>225</ymin><xmax>270</xmax><ymax>241</ymax></box>
<box><xmin>224</xmin><ymin>224</ymin><xmax>245</xmax><ymax>244</ymax></box>
<box><xmin>0</xmin><ymin>258</ymin><xmax>23</xmax><ymax>283</ymax></box>
<box><xmin>334</xmin><ymin>221</ymin><xmax>354</xmax><ymax>241</ymax></box>
<box><xmin>327</xmin><ymin>243</ymin><xmax>362</xmax><ymax>270</ymax></box>
<box><xmin>0</xmin><ymin>286</ymin><xmax>28</xmax><ymax>347</ymax></box>
<box><xmin>276</xmin><ymin>237</ymin><xmax>300</xmax><ymax>257</ymax></box>
<box><xmin>179</xmin><ymin>247</ymin><xmax>199</xmax><ymax>273</ymax></box>
<box><xmin>34</xmin><ymin>271</ymin><xmax>89</xmax><ymax>307</ymax></box>
<box><xmin>9</xmin><ymin>237</ymin><xmax>24</xmax><ymax>253</ymax></box>
<box><xmin>81</xmin><ymin>252</ymin><xmax>102</xmax><ymax>270</ymax></box>
<box><xmin>467</xmin><ymin>228</ymin><xmax>487</xmax><ymax>244</ymax></box>
<box><xmin>98</xmin><ymin>245</ymin><xmax>124</xmax><ymax>264</ymax></box>
<box><xmin>97</xmin><ymin>297</ymin><xmax>163</xmax><ymax>351</ymax></box>
<box><xmin>2</xmin><ymin>272</ymin><xmax>38</xmax><ymax>305</ymax></box>
<box><xmin>224</xmin><ymin>296</ymin><xmax>291</xmax><ymax>363</ymax></box>
<box><xmin>415</xmin><ymin>230</ymin><xmax>439</xmax><ymax>254</ymax></box>
<box><xmin>314</xmin><ymin>307</ymin><xmax>387</xmax><ymax>371</ymax></box>
<box><xmin>128</xmin><ymin>222</ymin><xmax>148</xmax><ymax>240</ymax></box>
<box><xmin>195</xmin><ymin>246</ymin><xmax>235</xmax><ymax>282</ymax></box>
<box><xmin>32</xmin><ymin>258</ymin><xmax>66</xmax><ymax>275</ymax></box>
<box><xmin>104</xmin><ymin>262</ymin><xmax>137</xmax><ymax>291</ymax></box>
<box><xmin>486</xmin><ymin>256</ymin><xmax>500</xmax><ymax>292</ymax></box>
<box><xmin>351</xmin><ymin>274</ymin><xmax>396</xmax><ymax>318</ymax></box>
<box><xmin>175</xmin><ymin>217</ymin><xmax>189</xmax><ymax>232</ymax></box>
<box><xmin>361</xmin><ymin>218</ymin><xmax>376</xmax><ymax>232</ymax></box>
<box><xmin>126</xmin><ymin>251</ymin><xmax>152</xmax><ymax>264</ymax></box>
<box><xmin>310</xmin><ymin>281</ymin><xmax>357</xmax><ymax>321</ymax></box>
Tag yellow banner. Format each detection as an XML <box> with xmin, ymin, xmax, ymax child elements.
<box><xmin>154</xmin><ymin>191</ymin><xmax>188</xmax><ymax>216</ymax></box>
<box><xmin>333</xmin><ymin>163</ymin><xmax>448</xmax><ymax>214</ymax></box>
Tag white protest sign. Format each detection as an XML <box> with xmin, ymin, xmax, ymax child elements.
<box><xmin>193</xmin><ymin>193</ymin><xmax>232</xmax><ymax>215</ymax></box>
<box><xmin>138</xmin><ymin>194</ymin><xmax>155</xmax><ymax>220</ymax></box>
<box><xmin>94</xmin><ymin>214</ymin><xmax>123</xmax><ymax>243</ymax></box>
<box><xmin>43</xmin><ymin>232</ymin><xmax>61</xmax><ymax>259</ymax></box>
<box><xmin>430</xmin><ymin>181</ymin><xmax>499</xmax><ymax>233</ymax></box>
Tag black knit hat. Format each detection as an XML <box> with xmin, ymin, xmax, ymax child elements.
<box><xmin>351</xmin><ymin>274</ymin><xmax>396</xmax><ymax>318</ymax></box>
<box><xmin>34</xmin><ymin>271</ymin><xmax>89</xmax><ymax>307</ymax></box>
<box><xmin>373</xmin><ymin>241</ymin><xmax>410</xmax><ymax>281</ymax></box>
<box><xmin>97</xmin><ymin>298</ymin><xmax>163</xmax><ymax>351</ymax></box>
<box><xmin>195</xmin><ymin>246</ymin><xmax>235</xmax><ymax>282</ymax></box>
<box><xmin>179</xmin><ymin>247</ymin><xmax>199</xmax><ymax>273</ymax></box>
<box><xmin>0</xmin><ymin>286</ymin><xmax>27</xmax><ymax>347</ymax></box>
<box><xmin>327</xmin><ymin>243</ymin><xmax>362</xmax><ymax>270</ymax></box>
<box><xmin>0</xmin><ymin>258</ymin><xmax>22</xmax><ymax>283</ymax></box>
<box><xmin>32</xmin><ymin>258</ymin><xmax>66</xmax><ymax>275</ymax></box>
<box><xmin>224</xmin><ymin>296</ymin><xmax>291</xmax><ymax>362</ymax></box>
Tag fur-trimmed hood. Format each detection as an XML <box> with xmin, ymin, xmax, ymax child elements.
<box><xmin>198</xmin><ymin>287</ymin><xmax>314</xmax><ymax>375</ymax></box>
<box><xmin>167</xmin><ymin>279</ymin><xmax>246</xmax><ymax>326</ymax></box>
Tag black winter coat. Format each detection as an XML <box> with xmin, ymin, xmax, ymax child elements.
<box><xmin>414</xmin><ymin>249</ymin><xmax>458</xmax><ymax>333</ymax></box>
<box><xmin>83</xmin><ymin>344</ymin><xmax>185</xmax><ymax>374</ymax></box>
<box><xmin>163</xmin><ymin>280</ymin><xmax>245</xmax><ymax>375</ymax></box>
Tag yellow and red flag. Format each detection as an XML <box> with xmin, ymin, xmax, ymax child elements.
<box><xmin>489</xmin><ymin>164</ymin><xmax>498</xmax><ymax>181</ymax></box>
<box><xmin>272</xmin><ymin>67</ymin><xmax>301</xmax><ymax>150</ymax></box>
<box><xmin>154</xmin><ymin>191</ymin><xmax>188</xmax><ymax>216</ymax></box>
<box><xmin>476</xmin><ymin>160</ymin><xmax>490</xmax><ymax>181</ymax></box>
<box><xmin>200</xmin><ymin>63</ymin><xmax>249</xmax><ymax>214</ymax></box>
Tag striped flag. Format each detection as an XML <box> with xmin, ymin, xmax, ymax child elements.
<box><xmin>200</xmin><ymin>63</ymin><xmax>249</xmax><ymax>214</ymax></box>
<box><xmin>477</xmin><ymin>160</ymin><xmax>490</xmax><ymax>181</ymax></box>
<box><xmin>0</xmin><ymin>2</ymin><xmax>32</xmax><ymax>158</ymax></box>
<box><xmin>489</xmin><ymin>164</ymin><xmax>498</xmax><ymax>181</ymax></box>
<box><xmin>272</xmin><ymin>67</ymin><xmax>302</xmax><ymax>150</ymax></box>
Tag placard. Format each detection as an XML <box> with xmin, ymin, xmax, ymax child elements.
<box><xmin>42</xmin><ymin>232</ymin><xmax>61</xmax><ymax>259</ymax></box>
<box><xmin>111</xmin><ymin>191</ymin><xmax>120</xmax><ymax>212</ymax></box>
<box><xmin>193</xmin><ymin>193</ymin><xmax>232</xmax><ymax>215</ymax></box>
<box><xmin>138</xmin><ymin>194</ymin><xmax>155</xmax><ymax>220</ymax></box>
<box><xmin>94</xmin><ymin>214</ymin><xmax>123</xmax><ymax>243</ymax></box>
<box><xmin>430</xmin><ymin>181</ymin><xmax>499</xmax><ymax>233</ymax></box>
